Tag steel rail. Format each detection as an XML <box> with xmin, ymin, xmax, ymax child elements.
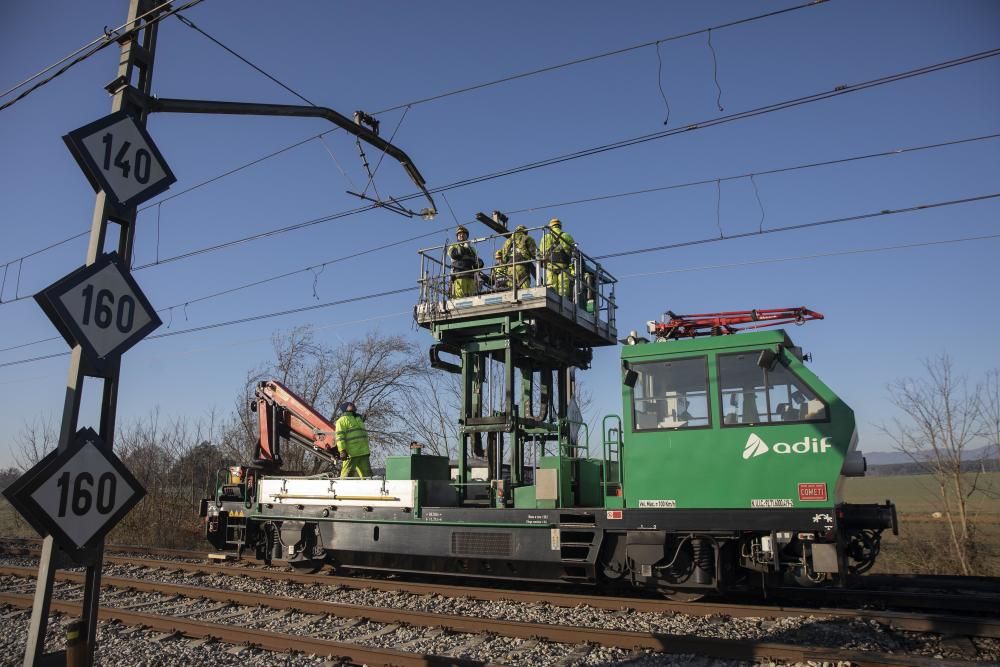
<box><xmin>0</xmin><ymin>591</ymin><xmax>492</xmax><ymax>667</ymax></box>
<box><xmin>3</xmin><ymin>539</ymin><xmax>998</xmax><ymax>628</ymax></box>
<box><xmin>100</xmin><ymin>555</ymin><xmax>1000</xmax><ymax>636</ymax></box>
<box><xmin>0</xmin><ymin>569</ymin><xmax>974</xmax><ymax>667</ymax></box>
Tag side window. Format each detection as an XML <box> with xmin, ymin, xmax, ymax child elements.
<box><xmin>719</xmin><ymin>352</ymin><xmax>827</xmax><ymax>425</ymax></box>
<box><xmin>632</xmin><ymin>357</ymin><xmax>710</xmax><ymax>430</ymax></box>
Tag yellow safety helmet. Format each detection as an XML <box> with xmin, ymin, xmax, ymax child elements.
<box><xmin>494</xmin><ymin>250</ymin><xmax>503</xmax><ymax>259</ymax></box>
<box><xmin>456</xmin><ymin>225</ymin><xmax>468</xmax><ymax>235</ymax></box>
<box><xmin>548</xmin><ymin>218</ymin><xmax>562</xmax><ymax>228</ymax></box>
<box><xmin>514</xmin><ymin>224</ymin><xmax>527</xmax><ymax>233</ymax></box>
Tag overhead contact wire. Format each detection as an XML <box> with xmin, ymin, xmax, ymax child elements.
<box><xmin>372</xmin><ymin>0</ymin><xmax>828</xmax><ymax>114</ymax></box>
<box><xmin>617</xmin><ymin>232</ymin><xmax>1000</xmax><ymax>279</ymax></box>
<box><xmin>0</xmin><ymin>0</ymin><xmax>207</xmax><ymax>113</ymax></box>
<box><xmin>2</xmin><ymin>192</ymin><xmax>996</xmax><ymax>365</ymax></box>
<box><xmin>594</xmin><ymin>192</ymin><xmax>1000</xmax><ymax>260</ymax></box>
<box><xmin>2</xmin><ymin>131</ymin><xmax>999</xmax><ymax>307</ymax></box>
<box><xmin>6</xmin><ymin>18</ymin><xmax>989</xmax><ymax>264</ymax></box>
<box><xmin>0</xmin><ymin>0</ymin><xmax>189</xmax><ymax>100</ymax></box>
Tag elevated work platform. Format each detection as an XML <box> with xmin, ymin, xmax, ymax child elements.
<box><xmin>414</xmin><ymin>222</ymin><xmax>616</xmax><ymax>508</ymax></box>
<box><xmin>415</xmin><ymin>285</ymin><xmax>617</xmax><ymax>348</ymax></box>
<box><xmin>415</xmin><ymin>225</ymin><xmax>618</xmax><ymax>348</ymax></box>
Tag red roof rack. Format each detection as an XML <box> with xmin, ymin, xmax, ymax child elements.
<box><xmin>650</xmin><ymin>307</ymin><xmax>823</xmax><ymax>340</ymax></box>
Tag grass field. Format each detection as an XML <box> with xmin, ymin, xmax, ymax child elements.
<box><xmin>844</xmin><ymin>472</ymin><xmax>1000</xmax><ymax>517</ymax></box>
<box><xmin>845</xmin><ymin>472</ymin><xmax>1000</xmax><ymax>576</ymax></box>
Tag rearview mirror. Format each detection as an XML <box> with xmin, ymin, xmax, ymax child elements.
<box><xmin>757</xmin><ymin>348</ymin><xmax>778</xmax><ymax>370</ymax></box>
<box><xmin>622</xmin><ymin>361</ymin><xmax>638</xmax><ymax>388</ymax></box>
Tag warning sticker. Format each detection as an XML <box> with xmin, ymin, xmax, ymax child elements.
<box><xmin>798</xmin><ymin>483</ymin><xmax>828</xmax><ymax>502</ymax></box>
<box><xmin>751</xmin><ymin>498</ymin><xmax>794</xmax><ymax>508</ymax></box>
<box><xmin>606</xmin><ymin>510</ymin><xmax>623</xmax><ymax>520</ymax></box>
<box><xmin>638</xmin><ymin>499</ymin><xmax>676</xmax><ymax>508</ymax></box>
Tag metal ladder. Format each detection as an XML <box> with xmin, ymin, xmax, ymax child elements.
<box><xmin>602</xmin><ymin>415</ymin><xmax>623</xmax><ymax>498</ymax></box>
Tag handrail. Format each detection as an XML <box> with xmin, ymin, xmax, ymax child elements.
<box><xmin>601</xmin><ymin>414</ymin><xmax>624</xmax><ymax>495</ymax></box>
<box><xmin>415</xmin><ymin>224</ymin><xmax>617</xmax><ymax>319</ymax></box>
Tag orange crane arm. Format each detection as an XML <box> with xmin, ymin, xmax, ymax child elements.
<box><xmin>253</xmin><ymin>380</ymin><xmax>339</xmax><ymax>467</ymax></box>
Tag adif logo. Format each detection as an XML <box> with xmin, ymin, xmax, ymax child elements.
<box><xmin>743</xmin><ymin>433</ymin><xmax>768</xmax><ymax>459</ymax></box>
<box><xmin>743</xmin><ymin>433</ymin><xmax>832</xmax><ymax>459</ymax></box>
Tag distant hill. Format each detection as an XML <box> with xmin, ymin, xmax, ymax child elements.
<box><xmin>864</xmin><ymin>445</ymin><xmax>997</xmax><ymax>467</ymax></box>
<box><xmin>864</xmin><ymin>445</ymin><xmax>999</xmax><ymax>476</ymax></box>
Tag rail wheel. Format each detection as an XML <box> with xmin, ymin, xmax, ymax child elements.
<box><xmin>289</xmin><ymin>557</ymin><xmax>327</xmax><ymax>574</ymax></box>
<box><xmin>659</xmin><ymin>588</ymin><xmax>705</xmax><ymax>602</ymax></box>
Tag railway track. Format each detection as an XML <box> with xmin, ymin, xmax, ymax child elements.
<box><xmin>2</xmin><ymin>538</ymin><xmax>998</xmax><ymax>665</ymax></box>
<box><xmin>0</xmin><ymin>565</ymin><xmax>986</xmax><ymax>666</ymax></box>
<box><xmin>2</xmin><ymin>538</ymin><xmax>997</xmax><ymax>626</ymax></box>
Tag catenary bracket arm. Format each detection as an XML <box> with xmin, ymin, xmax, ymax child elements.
<box><xmin>142</xmin><ymin>94</ymin><xmax>437</xmax><ymax>217</ymax></box>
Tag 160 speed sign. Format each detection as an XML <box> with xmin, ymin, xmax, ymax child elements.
<box><xmin>2</xmin><ymin>428</ymin><xmax>146</xmax><ymax>560</ymax></box>
<box><xmin>35</xmin><ymin>252</ymin><xmax>161</xmax><ymax>368</ymax></box>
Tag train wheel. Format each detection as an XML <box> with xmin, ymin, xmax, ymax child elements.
<box><xmin>290</xmin><ymin>557</ymin><xmax>327</xmax><ymax>574</ymax></box>
<box><xmin>659</xmin><ymin>588</ymin><xmax>704</xmax><ymax>602</ymax></box>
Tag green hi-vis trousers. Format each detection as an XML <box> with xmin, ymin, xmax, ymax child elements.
<box><xmin>340</xmin><ymin>455</ymin><xmax>372</xmax><ymax>478</ymax></box>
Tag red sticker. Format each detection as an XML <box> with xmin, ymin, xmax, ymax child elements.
<box><xmin>798</xmin><ymin>483</ymin><xmax>827</xmax><ymax>502</ymax></box>
<box><xmin>606</xmin><ymin>510</ymin><xmax>623</xmax><ymax>520</ymax></box>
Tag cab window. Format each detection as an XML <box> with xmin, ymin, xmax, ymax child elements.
<box><xmin>632</xmin><ymin>357</ymin><xmax>710</xmax><ymax>431</ymax></box>
<box><xmin>718</xmin><ymin>352</ymin><xmax>827</xmax><ymax>426</ymax></box>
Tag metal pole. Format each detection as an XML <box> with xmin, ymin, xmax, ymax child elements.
<box><xmin>21</xmin><ymin>1</ymin><xmax>161</xmax><ymax>664</ymax></box>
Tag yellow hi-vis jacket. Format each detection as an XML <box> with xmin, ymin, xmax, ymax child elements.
<box><xmin>335</xmin><ymin>413</ymin><xmax>370</xmax><ymax>458</ymax></box>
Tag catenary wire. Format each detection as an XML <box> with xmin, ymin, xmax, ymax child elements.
<box><xmin>173</xmin><ymin>13</ymin><xmax>315</xmax><ymax>106</ymax></box>
<box><xmin>0</xmin><ymin>0</ymin><xmax>206</xmax><ymax>114</ymax></box>
<box><xmin>11</xmin><ymin>44</ymin><xmax>998</xmax><ymax>280</ymax></box>
<box><xmin>420</xmin><ymin>48</ymin><xmax>1000</xmax><ymax>197</ymax></box>
<box><xmin>616</xmin><ymin>232</ymin><xmax>1000</xmax><ymax>278</ymax></box>
<box><xmin>594</xmin><ymin>192</ymin><xmax>1000</xmax><ymax>260</ymax></box>
<box><xmin>1</xmin><ymin>192</ymin><xmax>995</xmax><ymax>367</ymax></box>
<box><xmin>503</xmin><ymin>132</ymin><xmax>1000</xmax><ymax>215</ymax></box>
<box><xmin>371</xmin><ymin>0</ymin><xmax>829</xmax><ymax>114</ymax></box>
<box><xmin>2</xmin><ymin>46</ymin><xmax>997</xmax><ymax>308</ymax></box>
<box><xmin>0</xmin><ymin>0</ymin><xmax>190</xmax><ymax>100</ymax></box>
<box><xmin>2</xmin><ymin>130</ymin><xmax>998</xmax><ymax>309</ymax></box>
<box><xmin>0</xmin><ymin>0</ymin><xmax>830</xmax><ymax>263</ymax></box>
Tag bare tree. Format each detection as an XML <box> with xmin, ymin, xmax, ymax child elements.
<box><xmin>981</xmin><ymin>369</ymin><xmax>1000</xmax><ymax>465</ymax></box>
<box><xmin>0</xmin><ymin>467</ymin><xmax>20</xmax><ymax>489</ymax></box>
<box><xmin>402</xmin><ymin>370</ymin><xmax>461</xmax><ymax>459</ymax></box>
<box><xmin>13</xmin><ymin>414</ymin><xmax>58</xmax><ymax>469</ymax></box>
<box><xmin>879</xmin><ymin>355</ymin><xmax>983</xmax><ymax>574</ymax></box>
<box><xmin>111</xmin><ymin>409</ymin><xmax>230</xmax><ymax>548</ymax></box>
<box><xmin>322</xmin><ymin>331</ymin><xmax>426</xmax><ymax>461</ymax></box>
<box><xmin>229</xmin><ymin>327</ymin><xmax>427</xmax><ymax>470</ymax></box>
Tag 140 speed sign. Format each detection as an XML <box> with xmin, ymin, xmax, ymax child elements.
<box><xmin>35</xmin><ymin>252</ymin><xmax>161</xmax><ymax>368</ymax></box>
<box><xmin>64</xmin><ymin>110</ymin><xmax>176</xmax><ymax>210</ymax></box>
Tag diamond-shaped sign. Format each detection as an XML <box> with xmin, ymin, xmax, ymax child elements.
<box><xmin>3</xmin><ymin>428</ymin><xmax>146</xmax><ymax>561</ymax></box>
<box><xmin>35</xmin><ymin>252</ymin><xmax>161</xmax><ymax>369</ymax></box>
<box><xmin>63</xmin><ymin>110</ymin><xmax>175</xmax><ymax>209</ymax></box>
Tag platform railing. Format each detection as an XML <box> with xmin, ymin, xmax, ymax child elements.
<box><xmin>416</xmin><ymin>225</ymin><xmax>617</xmax><ymax>327</ymax></box>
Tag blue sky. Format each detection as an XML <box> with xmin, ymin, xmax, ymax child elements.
<box><xmin>1</xmin><ymin>0</ymin><xmax>998</xmax><ymax>466</ymax></box>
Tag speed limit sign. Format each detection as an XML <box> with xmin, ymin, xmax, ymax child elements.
<box><xmin>35</xmin><ymin>252</ymin><xmax>161</xmax><ymax>368</ymax></box>
<box><xmin>3</xmin><ymin>428</ymin><xmax>145</xmax><ymax>561</ymax></box>
<box><xmin>64</xmin><ymin>110</ymin><xmax>175</xmax><ymax>209</ymax></box>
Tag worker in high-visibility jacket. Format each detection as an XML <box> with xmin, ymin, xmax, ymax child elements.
<box><xmin>539</xmin><ymin>218</ymin><xmax>575</xmax><ymax>298</ymax></box>
<box><xmin>500</xmin><ymin>224</ymin><xmax>537</xmax><ymax>289</ymax></box>
<box><xmin>335</xmin><ymin>402</ymin><xmax>371</xmax><ymax>478</ymax></box>
<box><xmin>449</xmin><ymin>225</ymin><xmax>482</xmax><ymax>298</ymax></box>
<box><xmin>490</xmin><ymin>249</ymin><xmax>510</xmax><ymax>290</ymax></box>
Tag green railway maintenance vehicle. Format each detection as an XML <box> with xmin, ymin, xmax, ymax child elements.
<box><xmin>203</xmin><ymin>224</ymin><xmax>896</xmax><ymax>598</ymax></box>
